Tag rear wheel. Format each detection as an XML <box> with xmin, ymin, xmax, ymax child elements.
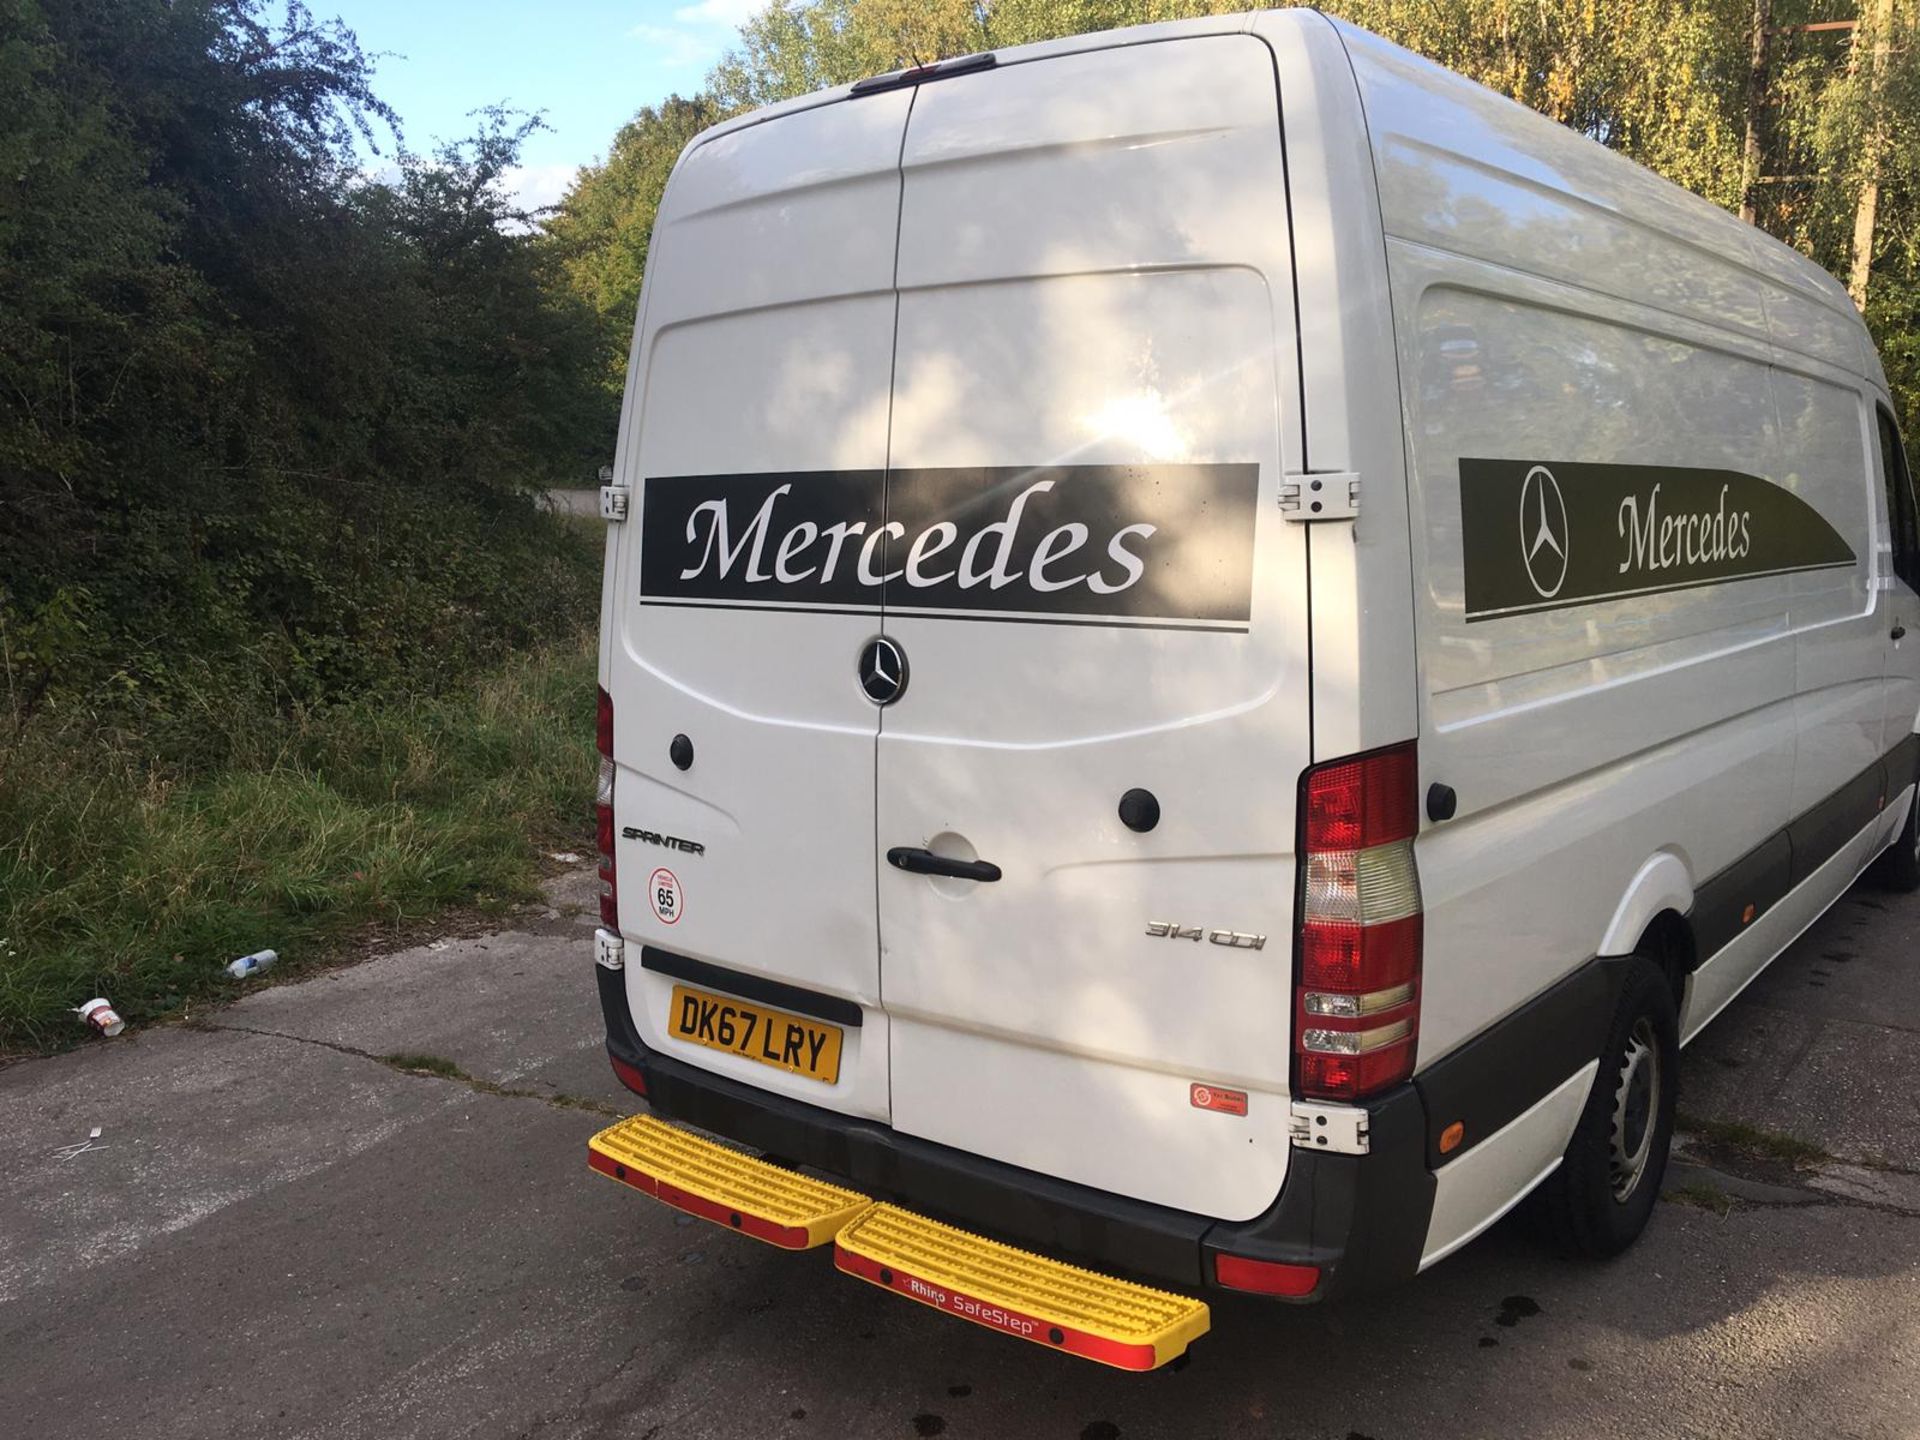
<box><xmin>1535</xmin><ymin>957</ymin><xmax>1678</xmax><ymax>1259</ymax></box>
<box><xmin>1870</xmin><ymin>789</ymin><xmax>1920</xmax><ymax>892</ymax></box>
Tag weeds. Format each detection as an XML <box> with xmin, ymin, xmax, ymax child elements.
<box><xmin>1665</xmin><ymin>1182</ymin><xmax>1736</xmax><ymax>1217</ymax></box>
<box><xmin>0</xmin><ymin>634</ymin><xmax>596</xmax><ymax>1054</ymax></box>
<box><xmin>1677</xmin><ymin>1113</ymin><xmax>1830</xmax><ymax>1168</ymax></box>
<box><xmin>383</xmin><ymin>1053</ymin><xmax>468</xmax><ymax>1079</ymax></box>
<box><xmin>377</xmin><ymin>1047</ymin><xmax>618</xmax><ymax>1117</ymax></box>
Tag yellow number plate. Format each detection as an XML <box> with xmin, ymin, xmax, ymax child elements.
<box><xmin>668</xmin><ymin>985</ymin><xmax>844</xmax><ymax>1085</ymax></box>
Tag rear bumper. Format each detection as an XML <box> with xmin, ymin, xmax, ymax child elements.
<box><xmin>595</xmin><ymin>964</ymin><xmax>1435</xmax><ymax>1301</ymax></box>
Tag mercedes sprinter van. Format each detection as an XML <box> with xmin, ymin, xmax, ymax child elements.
<box><xmin>584</xmin><ymin>9</ymin><xmax>1920</xmax><ymax>1370</ymax></box>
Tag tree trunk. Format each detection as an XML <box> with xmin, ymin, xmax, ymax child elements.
<box><xmin>1850</xmin><ymin>0</ymin><xmax>1897</xmax><ymax>309</ymax></box>
<box><xmin>1740</xmin><ymin>0</ymin><xmax>1772</xmax><ymax>224</ymax></box>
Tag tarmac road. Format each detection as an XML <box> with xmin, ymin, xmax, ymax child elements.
<box><xmin>4</xmin><ymin>867</ymin><xmax>1919</xmax><ymax>1440</ymax></box>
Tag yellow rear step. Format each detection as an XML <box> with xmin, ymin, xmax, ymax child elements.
<box><xmin>834</xmin><ymin>1203</ymin><xmax>1210</xmax><ymax>1371</ymax></box>
<box><xmin>587</xmin><ymin>1114</ymin><xmax>870</xmax><ymax>1249</ymax></box>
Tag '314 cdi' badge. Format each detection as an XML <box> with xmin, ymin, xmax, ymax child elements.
<box><xmin>1146</xmin><ymin>921</ymin><xmax>1266</xmax><ymax>950</ymax></box>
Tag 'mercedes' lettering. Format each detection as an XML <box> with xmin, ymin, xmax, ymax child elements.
<box><xmin>1616</xmin><ymin>483</ymin><xmax>1752</xmax><ymax>576</ymax></box>
<box><xmin>639</xmin><ymin>464</ymin><xmax>1259</xmax><ymax>627</ymax></box>
<box><xmin>679</xmin><ymin>484</ymin><xmax>792</xmax><ymax>581</ymax></box>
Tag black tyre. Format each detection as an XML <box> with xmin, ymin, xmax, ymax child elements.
<box><xmin>1870</xmin><ymin>792</ymin><xmax>1920</xmax><ymax>892</ymax></box>
<box><xmin>1535</xmin><ymin>956</ymin><xmax>1679</xmax><ymax>1260</ymax></box>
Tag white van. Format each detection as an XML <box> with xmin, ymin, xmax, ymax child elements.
<box><xmin>585</xmin><ymin>9</ymin><xmax>1920</xmax><ymax>1369</ymax></box>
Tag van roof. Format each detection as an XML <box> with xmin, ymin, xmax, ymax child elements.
<box><xmin>686</xmin><ymin>8</ymin><xmax>1262</xmax><ymax>150</ymax></box>
<box><xmin>679</xmin><ymin>8</ymin><xmax>1885</xmax><ymax>395</ymax></box>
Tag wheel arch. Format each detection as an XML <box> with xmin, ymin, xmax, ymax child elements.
<box><xmin>1596</xmin><ymin>851</ymin><xmax>1696</xmax><ymax>1006</ymax></box>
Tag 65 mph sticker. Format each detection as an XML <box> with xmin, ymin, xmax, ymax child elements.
<box><xmin>649</xmin><ymin>867</ymin><xmax>682</xmax><ymax>925</ymax></box>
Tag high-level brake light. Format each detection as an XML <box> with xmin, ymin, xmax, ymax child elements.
<box><xmin>849</xmin><ymin>50</ymin><xmax>996</xmax><ymax>95</ymax></box>
<box><xmin>596</xmin><ymin>686</ymin><xmax>618</xmax><ymax>929</ymax></box>
<box><xmin>1295</xmin><ymin>742</ymin><xmax>1423</xmax><ymax>1101</ymax></box>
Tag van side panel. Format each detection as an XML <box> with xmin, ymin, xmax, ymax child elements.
<box><xmin>1388</xmin><ymin>274</ymin><xmax>1801</xmax><ymax>1063</ymax></box>
<box><xmin>1329</xmin><ymin>18</ymin><xmax>1895</xmax><ymax>1272</ymax></box>
<box><xmin>1338</xmin><ymin>16</ymin><xmax>1889</xmax><ymax>1160</ymax></box>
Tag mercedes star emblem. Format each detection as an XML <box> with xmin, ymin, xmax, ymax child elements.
<box><xmin>858</xmin><ymin>636</ymin><xmax>908</xmax><ymax>706</ymax></box>
<box><xmin>1519</xmin><ymin>463</ymin><xmax>1569</xmax><ymax>599</ymax></box>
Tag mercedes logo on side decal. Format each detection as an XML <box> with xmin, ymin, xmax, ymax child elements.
<box><xmin>858</xmin><ymin>636</ymin><xmax>909</xmax><ymax>706</ymax></box>
<box><xmin>1519</xmin><ymin>464</ymin><xmax>1569</xmax><ymax>599</ymax></box>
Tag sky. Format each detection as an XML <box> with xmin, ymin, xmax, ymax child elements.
<box><xmin>310</xmin><ymin>0</ymin><xmax>766</xmax><ymax>212</ymax></box>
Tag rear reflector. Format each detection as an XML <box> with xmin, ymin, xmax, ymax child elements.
<box><xmin>1212</xmin><ymin>1253</ymin><xmax>1320</xmax><ymax>1298</ymax></box>
<box><xmin>609</xmin><ymin>1054</ymin><xmax>648</xmax><ymax>1097</ymax></box>
<box><xmin>1295</xmin><ymin>742</ymin><xmax>1423</xmax><ymax>1102</ymax></box>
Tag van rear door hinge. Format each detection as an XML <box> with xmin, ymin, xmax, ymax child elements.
<box><xmin>594</xmin><ymin>928</ymin><xmax>626</xmax><ymax>971</ymax></box>
<box><xmin>1280</xmin><ymin>471</ymin><xmax>1359</xmax><ymax>522</ymax></box>
<box><xmin>599</xmin><ymin>484</ymin><xmax>630</xmax><ymax>522</ymax></box>
<box><xmin>1288</xmin><ymin>1099</ymin><xmax>1370</xmax><ymax>1155</ymax></box>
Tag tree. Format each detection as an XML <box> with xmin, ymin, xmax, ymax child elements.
<box><xmin>541</xmin><ymin>96</ymin><xmax>722</xmax><ymax>400</ymax></box>
<box><xmin>1</xmin><ymin>0</ymin><xmax>608</xmax><ymax>764</ymax></box>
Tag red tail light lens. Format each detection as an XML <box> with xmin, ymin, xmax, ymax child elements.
<box><xmin>1295</xmin><ymin>742</ymin><xmax>1422</xmax><ymax>1102</ymax></box>
<box><xmin>1300</xmin><ymin>914</ymin><xmax>1421</xmax><ymax>994</ymax></box>
<box><xmin>1305</xmin><ymin>745</ymin><xmax>1417</xmax><ymax>851</ymax></box>
<box><xmin>596</xmin><ymin>687</ymin><xmax>618</xmax><ymax>928</ymax></box>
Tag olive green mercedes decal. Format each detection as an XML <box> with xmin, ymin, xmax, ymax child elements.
<box><xmin>1461</xmin><ymin>458</ymin><xmax>1856</xmax><ymax>622</ymax></box>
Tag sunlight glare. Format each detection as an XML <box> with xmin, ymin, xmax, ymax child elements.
<box><xmin>1082</xmin><ymin>390</ymin><xmax>1187</xmax><ymax>461</ymax></box>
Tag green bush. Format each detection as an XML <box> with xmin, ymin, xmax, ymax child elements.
<box><xmin>0</xmin><ymin>1</ymin><xmax>614</xmax><ymax>767</ymax></box>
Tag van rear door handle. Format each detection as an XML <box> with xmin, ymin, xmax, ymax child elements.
<box><xmin>1895</xmin><ymin>621</ymin><xmax>1908</xmax><ymax>641</ymax></box>
<box><xmin>886</xmin><ymin>847</ymin><xmax>1002</xmax><ymax>883</ymax></box>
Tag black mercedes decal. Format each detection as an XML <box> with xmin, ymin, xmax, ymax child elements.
<box><xmin>1461</xmin><ymin>458</ymin><xmax>1856</xmax><ymax>621</ymax></box>
<box><xmin>637</xmin><ymin>464</ymin><xmax>1259</xmax><ymax>630</ymax></box>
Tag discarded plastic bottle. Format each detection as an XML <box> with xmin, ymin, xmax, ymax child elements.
<box><xmin>224</xmin><ymin>949</ymin><xmax>279</xmax><ymax>979</ymax></box>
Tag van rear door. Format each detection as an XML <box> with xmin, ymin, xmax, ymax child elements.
<box><xmin>874</xmin><ymin>38</ymin><xmax>1310</xmax><ymax>1221</ymax></box>
<box><xmin>606</xmin><ymin>92</ymin><xmax>914</xmax><ymax>1123</ymax></box>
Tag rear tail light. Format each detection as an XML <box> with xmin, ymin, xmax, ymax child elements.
<box><xmin>597</xmin><ymin>686</ymin><xmax>618</xmax><ymax>929</ymax></box>
<box><xmin>1294</xmin><ymin>742</ymin><xmax>1422</xmax><ymax>1101</ymax></box>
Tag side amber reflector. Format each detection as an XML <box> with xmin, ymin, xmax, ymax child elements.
<box><xmin>1439</xmin><ymin>1120</ymin><xmax>1465</xmax><ymax>1154</ymax></box>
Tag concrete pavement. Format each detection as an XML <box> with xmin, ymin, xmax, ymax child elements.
<box><xmin>4</xmin><ymin>870</ymin><xmax>1919</xmax><ymax>1439</ymax></box>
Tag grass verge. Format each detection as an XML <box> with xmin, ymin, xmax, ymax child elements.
<box><xmin>0</xmin><ymin>633</ymin><xmax>597</xmax><ymax>1056</ymax></box>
